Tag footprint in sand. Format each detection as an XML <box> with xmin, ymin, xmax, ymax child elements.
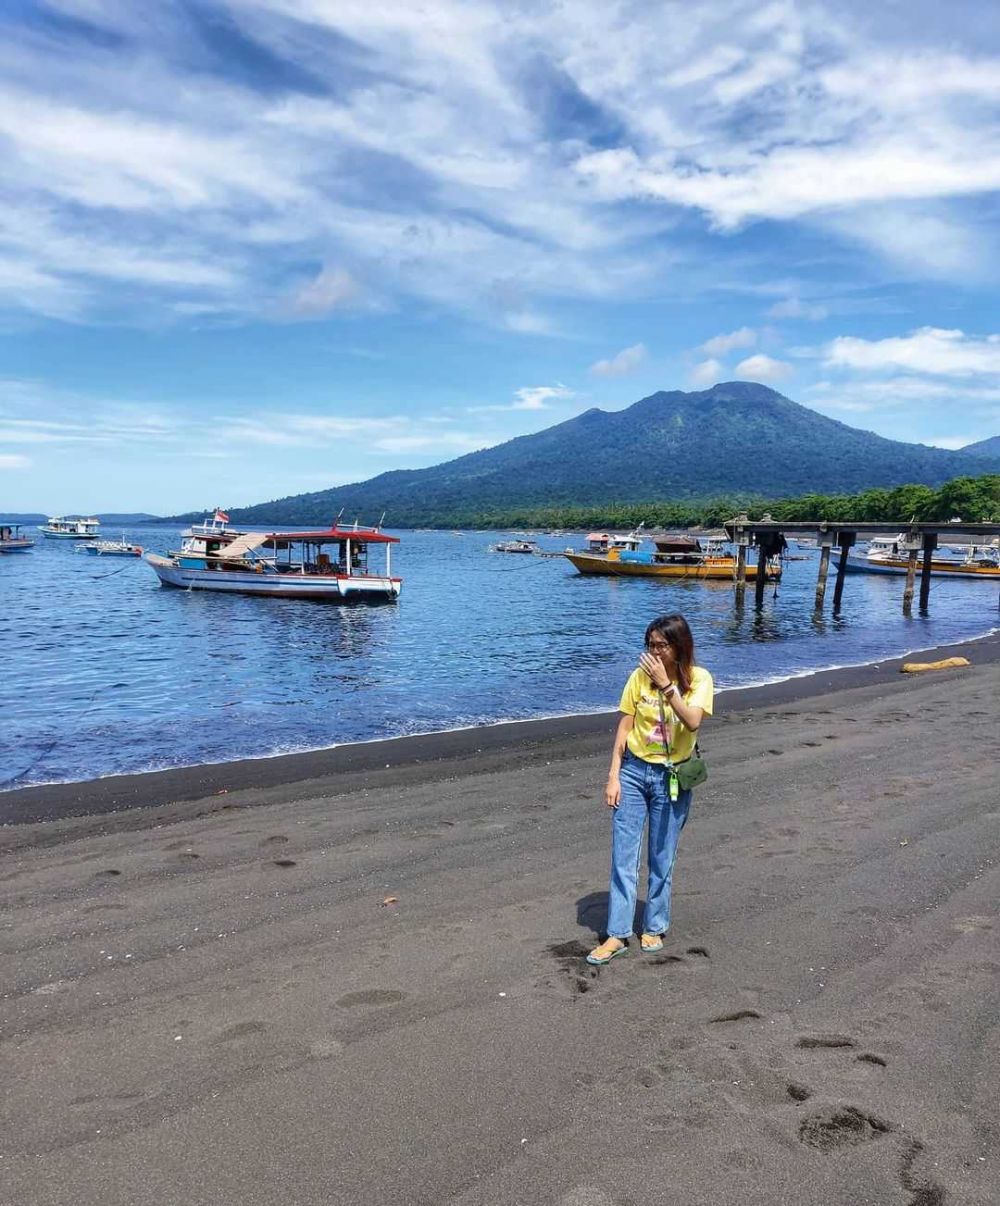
<box><xmin>216</xmin><ymin>1021</ymin><xmax>267</xmax><ymax>1042</ymax></box>
<box><xmin>309</xmin><ymin>1038</ymin><xmax>345</xmax><ymax>1059</ymax></box>
<box><xmin>272</xmin><ymin>859</ymin><xmax>297</xmax><ymax>868</ymax></box>
<box><xmin>798</xmin><ymin>1105</ymin><xmax>891</xmax><ymax>1150</ymax></box>
<box><xmin>95</xmin><ymin>868</ymin><xmax>121</xmax><ymax>877</ymax></box>
<box><xmin>710</xmin><ymin>1009</ymin><xmax>762</xmax><ymax>1023</ymax></box>
<box><xmin>795</xmin><ymin>1034</ymin><xmax>856</xmax><ymax>1049</ymax></box>
<box><xmin>336</xmin><ymin>989</ymin><xmax>405</xmax><ymax>1008</ymax></box>
<box><xmin>855</xmin><ymin>1052</ymin><xmax>887</xmax><ymax>1067</ymax></box>
<box><xmin>260</xmin><ymin>835</ymin><xmax>289</xmax><ymax>846</ymax></box>
<box><xmin>641</xmin><ymin>955</ymin><xmax>686</xmax><ymax>968</ymax></box>
<box><xmin>546</xmin><ymin>941</ymin><xmax>602</xmax><ymax>1000</ymax></box>
<box><xmin>558</xmin><ymin>1189</ymin><xmax>617</xmax><ymax>1206</ymax></box>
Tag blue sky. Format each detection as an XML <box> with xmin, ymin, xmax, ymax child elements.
<box><xmin>1</xmin><ymin>0</ymin><xmax>998</xmax><ymax>513</ymax></box>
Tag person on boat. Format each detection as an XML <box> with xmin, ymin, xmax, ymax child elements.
<box><xmin>588</xmin><ymin>613</ymin><xmax>713</xmax><ymax>965</ymax></box>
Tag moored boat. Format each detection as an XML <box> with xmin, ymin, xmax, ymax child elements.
<box><xmin>565</xmin><ymin>534</ymin><xmax>781</xmax><ymax>581</ymax></box>
<box><xmin>0</xmin><ymin>524</ymin><xmax>35</xmax><ymax>552</ymax></box>
<box><xmin>84</xmin><ymin>535</ymin><xmax>144</xmax><ymax>557</ymax></box>
<box><xmin>39</xmin><ymin>516</ymin><xmax>101</xmax><ymax>539</ymax></box>
<box><xmin>845</xmin><ymin>535</ymin><xmax>1000</xmax><ymax>580</ymax></box>
<box><xmin>145</xmin><ymin>519</ymin><xmax>401</xmax><ymax>601</ymax></box>
<box><xmin>582</xmin><ymin>529</ymin><xmax>645</xmax><ymax>554</ymax></box>
<box><xmin>490</xmin><ymin>539</ymin><xmax>539</xmax><ymax>554</ymax></box>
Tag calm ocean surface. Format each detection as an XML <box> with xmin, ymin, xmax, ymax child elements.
<box><xmin>2</xmin><ymin>525</ymin><xmax>997</xmax><ymax>793</ymax></box>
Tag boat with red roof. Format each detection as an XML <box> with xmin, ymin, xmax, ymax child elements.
<box><xmin>145</xmin><ymin>512</ymin><xmax>401</xmax><ymax>601</ymax></box>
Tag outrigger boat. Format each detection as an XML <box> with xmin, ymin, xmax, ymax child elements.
<box><xmin>145</xmin><ymin>516</ymin><xmax>401</xmax><ymax>601</ymax></box>
<box><xmin>490</xmin><ymin>538</ymin><xmax>539</xmax><ymax>554</ymax></box>
<box><xmin>845</xmin><ymin>535</ymin><xmax>1000</xmax><ymax>580</ymax></box>
<box><xmin>565</xmin><ymin>534</ymin><xmax>782</xmax><ymax>581</ymax></box>
<box><xmin>0</xmin><ymin>524</ymin><xmax>35</xmax><ymax>553</ymax></box>
<box><xmin>84</xmin><ymin>534</ymin><xmax>143</xmax><ymax>557</ymax></box>
<box><xmin>39</xmin><ymin>516</ymin><xmax>100</xmax><ymax>539</ymax></box>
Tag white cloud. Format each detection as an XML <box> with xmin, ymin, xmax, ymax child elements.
<box><xmin>690</xmin><ymin>358</ymin><xmax>723</xmax><ymax>387</ymax></box>
<box><xmin>824</xmin><ymin>328</ymin><xmax>1000</xmax><ymax>376</ymax></box>
<box><xmin>808</xmin><ymin>376</ymin><xmax>1000</xmax><ymax>404</ymax></box>
<box><xmin>926</xmin><ymin>434</ymin><xmax>984</xmax><ymax>450</ymax></box>
<box><xmin>373</xmin><ymin>433</ymin><xmax>487</xmax><ymax>454</ymax></box>
<box><xmin>734</xmin><ymin>353</ymin><xmax>792</xmax><ymax>382</ymax></box>
<box><xmin>286</xmin><ymin>266</ymin><xmax>363</xmax><ymax>318</ymax></box>
<box><xmin>511</xmin><ymin>384</ymin><xmax>574</xmax><ymax>410</ymax></box>
<box><xmin>767</xmin><ymin>297</ymin><xmax>828</xmax><ymax>321</ymax></box>
<box><xmin>0</xmin><ymin>453</ymin><xmax>31</xmax><ymax>469</ymax></box>
<box><xmin>589</xmin><ymin>343</ymin><xmax>647</xmax><ymax>378</ymax></box>
<box><xmin>502</xmin><ymin>311</ymin><xmax>559</xmax><ymax>336</ymax></box>
<box><xmin>822</xmin><ymin>206</ymin><xmax>990</xmax><ymax>280</ymax></box>
<box><xmin>700</xmin><ymin>327</ymin><xmax>756</xmax><ymax>356</ymax></box>
<box><xmin>577</xmin><ymin>140</ymin><xmax>1000</xmax><ymax>232</ymax></box>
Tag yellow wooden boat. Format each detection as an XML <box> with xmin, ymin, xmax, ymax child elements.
<box><xmin>565</xmin><ymin>535</ymin><xmax>781</xmax><ymax>581</ymax></box>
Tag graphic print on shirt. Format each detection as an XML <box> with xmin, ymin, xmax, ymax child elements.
<box><xmin>642</xmin><ymin>692</ymin><xmax>670</xmax><ymax>754</ymax></box>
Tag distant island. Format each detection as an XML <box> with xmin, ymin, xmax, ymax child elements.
<box><xmin>172</xmin><ymin>381</ymin><xmax>1000</xmax><ymax>529</ymax></box>
<box><xmin>0</xmin><ymin>512</ymin><xmax>162</xmax><ymax>525</ymax></box>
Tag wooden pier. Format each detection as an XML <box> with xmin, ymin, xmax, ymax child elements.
<box><xmin>724</xmin><ymin>518</ymin><xmax>1000</xmax><ymax>614</ymax></box>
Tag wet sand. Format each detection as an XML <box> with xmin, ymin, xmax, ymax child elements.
<box><xmin>2</xmin><ymin>633</ymin><xmax>998</xmax><ymax>1205</ymax></box>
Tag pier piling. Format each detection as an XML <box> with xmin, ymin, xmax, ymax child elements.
<box><xmin>814</xmin><ymin>535</ymin><xmax>834</xmax><ymax>610</ymax></box>
<box><xmin>919</xmin><ymin>534</ymin><xmax>937</xmax><ymax>612</ymax></box>
<box><xmin>832</xmin><ymin>532</ymin><xmax>856</xmax><ymax>614</ymax></box>
<box><xmin>902</xmin><ymin>539</ymin><xmax>921</xmax><ymax>614</ymax></box>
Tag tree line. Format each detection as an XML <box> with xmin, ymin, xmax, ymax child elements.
<box><xmin>430</xmin><ymin>474</ymin><xmax>1000</xmax><ymax>530</ymax></box>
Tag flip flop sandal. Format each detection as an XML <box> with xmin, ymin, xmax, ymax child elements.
<box><xmin>586</xmin><ymin>939</ymin><xmax>628</xmax><ymax>966</ymax></box>
<box><xmin>640</xmin><ymin>934</ymin><xmax>664</xmax><ymax>952</ymax></box>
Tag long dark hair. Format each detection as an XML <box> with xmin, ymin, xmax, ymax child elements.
<box><xmin>645</xmin><ymin>613</ymin><xmax>695</xmax><ymax>694</ymax></box>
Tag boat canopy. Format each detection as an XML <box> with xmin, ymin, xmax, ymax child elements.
<box><xmin>211</xmin><ymin>532</ymin><xmax>269</xmax><ymax>558</ymax></box>
<box><xmin>264</xmin><ymin>525</ymin><xmax>399</xmax><ymax>545</ymax></box>
<box><xmin>654</xmin><ymin>535</ymin><xmax>702</xmax><ymax>553</ymax></box>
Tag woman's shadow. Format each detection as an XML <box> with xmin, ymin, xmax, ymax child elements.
<box><xmin>577</xmin><ymin>891</ymin><xmax>646</xmax><ymax>939</ymax></box>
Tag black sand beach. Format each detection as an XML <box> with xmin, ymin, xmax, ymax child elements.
<box><xmin>2</xmin><ymin>632</ymin><xmax>998</xmax><ymax>1204</ymax></box>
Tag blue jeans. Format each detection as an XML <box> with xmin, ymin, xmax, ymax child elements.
<box><xmin>606</xmin><ymin>750</ymin><xmax>692</xmax><ymax>939</ymax></box>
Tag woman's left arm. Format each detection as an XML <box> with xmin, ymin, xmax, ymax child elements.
<box><xmin>666</xmin><ymin>688</ymin><xmax>704</xmax><ymax>732</ymax></box>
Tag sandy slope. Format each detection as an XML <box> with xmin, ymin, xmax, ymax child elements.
<box><xmin>1</xmin><ymin>655</ymin><xmax>997</xmax><ymax>1205</ymax></box>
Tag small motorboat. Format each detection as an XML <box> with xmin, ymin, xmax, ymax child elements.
<box><xmin>84</xmin><ymin>535</ymin><xmax>144</xmax><ymax>557</ymax></box>
<box><xmin>490</xmin><ymin>539</ymin><xmax>539</xmax><ymax>554</ymax></box>
<box><xmin>845</xmin><ymin>535</ymin><xmax>1000</xmax><ymax>580</ymax></box>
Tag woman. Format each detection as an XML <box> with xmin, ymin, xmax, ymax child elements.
<box><xmin>587</xmin><ymin>613</ymin><xmax>713</xmax><ymax>965</ymax></box>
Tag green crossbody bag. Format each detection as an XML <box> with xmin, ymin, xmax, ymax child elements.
<box><xmin>657</xmin><ymin>689</ymin><xmax>708</xmax><ymax>793</ymax></box>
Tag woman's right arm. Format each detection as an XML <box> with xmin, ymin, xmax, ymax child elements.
<box><xmin>605</xmin><ymin>713</ymin><xmax>634</xmax><ymax>808</ymax></box>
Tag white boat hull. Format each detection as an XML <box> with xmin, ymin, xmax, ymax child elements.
<box><xmin>844</xmin><ymin>554</ymin><xmax>999</xmax><ymax>581</ymax></box>
<box><xmin>145</xmin><ymin>553</ymin><xmax>401</xmax><ymax>600</ymax></box>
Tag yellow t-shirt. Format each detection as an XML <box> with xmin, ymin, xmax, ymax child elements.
<box><xmin>620</xmin><ymin>665</ymin><xmax>714</xmax><ymax>765</ymax></box>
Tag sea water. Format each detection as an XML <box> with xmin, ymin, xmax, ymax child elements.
<box><xmin>1</xmin><ymin>526</ymin><xmax>997</xmax><ymax>791</ymax></box>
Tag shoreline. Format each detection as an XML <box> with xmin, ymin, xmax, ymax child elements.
<box><xmin>5</xmin><ymin>628</ymin><xmax>998</xmax><ymax>827</ymax></box>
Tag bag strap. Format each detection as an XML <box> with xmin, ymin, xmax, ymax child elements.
<box><xmin>658</xmin><ymin>684</ymin><xmax>703</xmax><ymax>764</ymax></box>
<box><xmin>656</xmin><ymin>688</ymin><xmax>670</xmax><ymax>762</ymax></box>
